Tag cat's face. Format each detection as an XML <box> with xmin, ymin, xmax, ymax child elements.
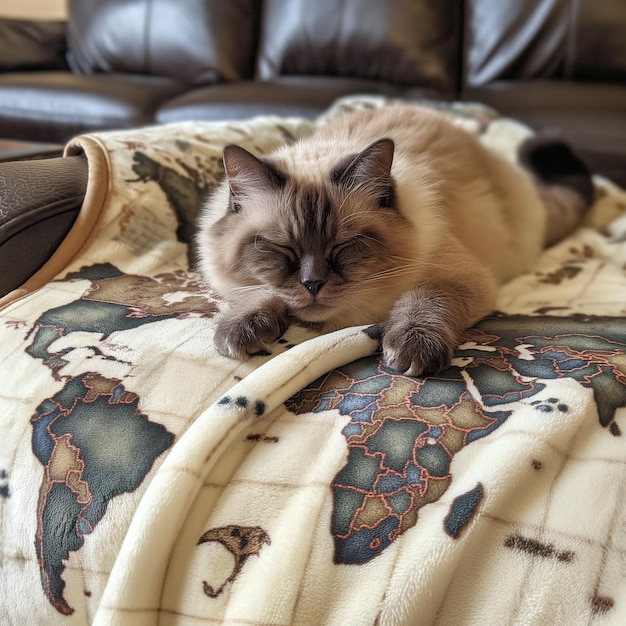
<box><xmin>204</xmin><ymin>140</ymin><xmax>418</xmax><ymax>326</ymax></box>
<box><xmin>232</xmin><ymin>189</ymin><xmax>398</xmax><ymax>324</ymax></box>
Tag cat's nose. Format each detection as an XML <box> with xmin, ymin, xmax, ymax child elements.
<box><xmin>302</xmin><ymin>279</ymin><xmax>325</xmax><ymax>296</ymax></box>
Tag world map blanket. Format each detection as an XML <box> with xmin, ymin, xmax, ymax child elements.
<box><xmin>1</xmin><ymin>97</ymin><xmax>626</xmax><ymax>625</ymax></box>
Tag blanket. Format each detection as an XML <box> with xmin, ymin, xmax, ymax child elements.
<box><xmin>1</xmin><ymin>97</ymin><xmax>625</xmax><ymax>625</ymax></box>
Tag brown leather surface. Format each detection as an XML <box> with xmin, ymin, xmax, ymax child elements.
<box><xmin>0</xmin><ymin>156</ymin><xmax>88</xmax><ymax>298</ymax></box>
<box><xmin>66</xmin><ymin>0</ymin><xmax>260</xmax><ymax>85</ymax></box>
<box><xmin>1</xmin><ymin>0</ymin><xmax>624</xmax><ymax>166</ymax></box>
<box><xmin>0</xmin><ymin>72</ymin><xmax>185</xmax><ymax>142</ymax></box>
<box><xmin>0</xmin><ymin>17</ymin><xmax>68</xmax><ymax>72</ymax></box>
<box><xmin>574</xmin><ymin>0</ymin><xmax>626</xmax><ymax>81</ymax></box>
<box><xmin>465</xmin><ymin>0</ymin><xmax>626</xmax><ymax>85</ymax></box>
<box><xmin>156</xmin><ymin>77</ymin><xmax>449</xmax><ymax>124</ymax></box>
<box><xmin>256</xmin><ymin>0</ymin><xmax>460</xmax><ymax>92</ymax></box>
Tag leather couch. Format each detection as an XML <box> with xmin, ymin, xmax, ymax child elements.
<box><xmin>0</xmin><ymin>0</ymin><xmax>458</xmax><ymax>143</ymax></box>
<box><xmin>1</xmin><ymin>0</ymin><xmax>626</xmax><ymax>298</ymax></box>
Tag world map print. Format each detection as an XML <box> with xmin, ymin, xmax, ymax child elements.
<box><xmin>286</xmin><ymin>315</ymin><xmax>626</xmax><ymax>565</ymax></box>
<box><xmin>24</xmin><ymin>263</ymin><xmax>218</xmax><ymax>615</ymax></box>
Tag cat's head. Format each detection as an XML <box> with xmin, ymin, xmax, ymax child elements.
<box><xmin>202</xmin><ymin>139</ymin><xmax>419</xmax><ymax>326</ymax></box>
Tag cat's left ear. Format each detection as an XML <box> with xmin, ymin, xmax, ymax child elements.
<box><xmin>332</xmin><ymin>138</ymin><xmax>395</xmax><ymax>207</ymax></box>
<box><xmin>223</xmin><ymin>144</ymin><xmax>287</xmax><ymax>199</ymax></box>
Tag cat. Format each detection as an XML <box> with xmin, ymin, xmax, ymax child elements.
<box><xmin>195</xmin><ymin>104</ymin><xmax>592</xmax><ymax>376</ymax></box>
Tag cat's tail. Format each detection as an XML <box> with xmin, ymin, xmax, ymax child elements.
<box><xmin>518</xmin><ymin>134</ymin><xmax>594</xmax><ymax>246</ymax></box>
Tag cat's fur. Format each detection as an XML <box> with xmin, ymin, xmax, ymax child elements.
<box><xmin>196</xmin><ymin>104</ymin><xmax>592</xmax><ymax>376</ymax></box>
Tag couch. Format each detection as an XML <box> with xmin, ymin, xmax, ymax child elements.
<box><xmin>0</xmin><ymin>0</ymin><xmax>625</xmax><ymax>186</ymax></box>
<box><xmin>0</xmin><ymin>0</ymin><xmax>458</xmax><ymax>141</ymax></box>
<box><xmin>2</xmin><ymin>2</ymin><xmax>626</xmax><ymax>625</ymax></box>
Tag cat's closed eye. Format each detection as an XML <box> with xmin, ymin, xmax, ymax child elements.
<box><xmin>250</xmin><ymin>236</ymin><xmax>298</xmax><ymax>273</ymax></box>
<box><xmin>328</xmin><ymin>241</ymin><xmax>358</xmax><ymax>275</ymax></box>
<box><xmin>330</xmin><ymin>233</ymin><xmax>382</xmax><ymax>272</ymax></box>
<box><xmin>254</xmin><ymin>237</ymin><xmax>296</xmax><ymax>261</ymax></box>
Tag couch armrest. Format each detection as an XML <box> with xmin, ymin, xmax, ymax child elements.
<box><xmin>0</xmin><ymin>155</ymin><xmax>88</xmax><ymax>298</ymax></box>
<box><xmin>0</xmin><ymin>18</ymin><xmax>69</xmax><ymax>72</ymax></box>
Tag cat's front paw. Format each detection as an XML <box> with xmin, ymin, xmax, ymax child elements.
<box><xmin>214</xmin><ymin>297</ymin><xmax>289</xmax><ymax>360</ymax></box>
<box><xmin>382</xmin><ymin>322</ymin><xmax>454</xmax><ymax>377</ymax></box>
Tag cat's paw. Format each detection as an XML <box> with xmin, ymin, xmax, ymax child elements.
<box><xmin>214</xmin><ymin>297</ymin><xmax>289</xmax><ymax>360</ymax></box>
<box><xmin>382</xmin><ymin>322</ymin><xmax>454</xmax><ymax>377</ymax></box>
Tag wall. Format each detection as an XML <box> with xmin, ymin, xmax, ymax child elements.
<box><xmin>0</xmin><ymin>0</ymin><xmax>67</xmax><ymax>19</ymax></box>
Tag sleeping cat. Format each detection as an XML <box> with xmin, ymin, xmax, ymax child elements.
<box><xmin>196</xmin><ymin>104</ymin><xmax>592</xmax><ymax>376</ymax></box>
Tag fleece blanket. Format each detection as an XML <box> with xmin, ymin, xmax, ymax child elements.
<box><xmin>1</xmin><ymin>97</ymin><xmax>626</xmax><ymax>626</ymax></box>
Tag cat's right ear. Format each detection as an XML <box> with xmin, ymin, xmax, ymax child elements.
<box><xmin>331</xmin><ymin>138</ymin><xmax>395</xmax><ymax>208</ymax></box>
<box><xmin>223</xmin><ymin>145</ymin><xmax>287</xmax><ymax>207</ymax></box>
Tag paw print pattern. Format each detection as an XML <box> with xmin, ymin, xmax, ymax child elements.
<box><xmin>217</xmin><ymin>395</ymin><xmax>266</xmax><ymax>417</ymax></box>
<box><xmin>531</xmin><ymin>398</ymin><xmax>569</xmax><ymax>414</ymax></box>
<box><xmin>0</xmin><ymin>469</ymin><xmax>9</xmax><ymax>499</ymax></box>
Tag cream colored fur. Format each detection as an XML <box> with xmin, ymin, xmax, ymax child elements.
<box><xmin>196</xmin><ymin>105</ymin><xmax>582</xmax><ymax>375</ymax></box>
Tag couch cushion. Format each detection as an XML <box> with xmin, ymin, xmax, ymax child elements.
<box><xmin>465</xmin><ymin>0</ymin><xmax>626</xmax><ymax>85</ymax></box>
<box><xmin>156</xmin><ymin>77</ymin><xmax>448</xmax><ymax>124</ymax></box>
<box><xmin>256</xmin><ymin>0</ymin><xmax>460</xmax><ymax>92</ymax></box>
<box><xmin>0</xmin><ymin>18</ymin><xmax>68</xmax><ymax>72</ymax></box>
<box><xmin>66</xmin><ymin>0</ymin><xmax>259</xmax><ymax>85</ymax></box>
<box><xmin>0</xmin><ymin>72</ymin><xmax>185</xmax><ymax>143</ymax></box>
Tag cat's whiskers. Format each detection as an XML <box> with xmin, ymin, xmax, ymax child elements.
<box><xmin>354</xmin><ymin>232</ymin><xmax>383</xmax><ymax>248</ymax></box>
<box><xmin>365</xmin><ymin>271</ymin><xmax>419</xmax><ymax>281</ymax></box>
<box><xmin>253</xmin><ymin>232</ymin><xmax>266</xmax><ymax>253</ymax></box>
<box><xmin>336</xmin><ymin>210</ymin><xmax>365</xmax><ymax>228</ymax></box>
<box><xmin>388</xmin><ymin>254</ymin><xmax>471</xmax><ymax>271</ymax></box>
<box><xmin>365</xmin><ymin>260</ymin><xmax>424</xmax><ymax>279</ymax></box>
<box><xmin>362</xmin><ymin>256</ymin><xmax>465</xmax><ymax>282</ymax></box>
<box><xmin>217</xmin><ymin>284</ymin><xmax>276</xmax><ymax>297</ymax></box>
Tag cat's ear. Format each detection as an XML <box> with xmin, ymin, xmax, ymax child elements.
<box><xmin>223</xmin><ymin>145</ymin><xmax>286</xmax><ymax>200</ymax></box>
<box><xmin>332</xmin><ymin>138</ymin><xmax>395</xmax><ymax>207</ymax></box>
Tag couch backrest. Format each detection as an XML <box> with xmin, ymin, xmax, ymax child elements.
<box><xmin>64</xmin><ymin>0</ymin><xmax>626</xmax><ymax>93</ymax></box>
<box><xmin>255</xmin><ymin>0</ymin><xmax>462</xmax><ymax>93</ymax></box>
<box><xmin>465</xmin><ymin>0</ymin><xmax>626</xmax><ymax>86</ymax></box>
<box><xmin>0</xmin><ymin>18</ymin><xmax>68</xmax><ymax>72</ymax></box>
<box><xmin>66</xmin><ymin>0</ymin><xmax>260</xmax><ymax>85</ymax></box>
